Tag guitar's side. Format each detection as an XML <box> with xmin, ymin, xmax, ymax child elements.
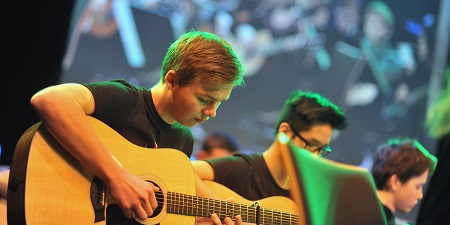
<box><xmin>8</xmin><ymin>116</ymin><xmax>197</xmax><ymax>225</ymax></box>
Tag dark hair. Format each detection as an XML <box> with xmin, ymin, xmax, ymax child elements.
<box><xmin>275</xmin><ymin>90</ymin><xmax>348</xmax><ymax>134</ymax></box>
<box><xmin>161</xmin><ymin>29</ymin><xmax>245</xmax><ymax>87</ymax></box>
<box><xmin>202</xmin><ymin>130</ymin><xmax>239</xmax><ymax>154</ymax></box>
<box><xmin>371</xmin><ymin>137</ymin><xmax>438</xmax><ymax>190</ymax></box>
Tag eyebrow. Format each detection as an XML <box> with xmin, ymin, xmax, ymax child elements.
<box><xmin>309</xmin><ymin>138</ymin><xmax>328</xmax><ymax>148</ymax></box>
<box><xmin>203</xmin><ymin>94</ymin><xmax>229</xmax><ymax>102</ymax></box>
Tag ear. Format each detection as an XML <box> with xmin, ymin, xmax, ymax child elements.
<box><xmin>164</xmin><ymin>70</ymin><xmax>177</xmax><ymax>90</ymax></box>
<box><xmin>387</xmin><ymin>174</ymin><xmax>401</xmax><ymax>191</ymax></box>
<box><xmin>278</xmin><ymin>122</ymin><xmax>291</xmax><ymax>134</ymax></box>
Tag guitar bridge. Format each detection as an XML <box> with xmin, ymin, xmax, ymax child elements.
<box><xmin>90</xmin><ymin>176</ymin><xmax>106</xmax><ymax>222</ymax></box>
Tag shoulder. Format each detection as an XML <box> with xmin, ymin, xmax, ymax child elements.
<box><xmin>169</xmin><ymin>123</ymin><xmax>193</xmax><ymax>138</ymax></box>
<box><xmin>83</xmin><ymin>79</ymin><xmax>148</xmax><ymax>93</ymax></box>
<box><xmin>206</xmin><ymin>153</ymin><xmax>259</xmax><ymax>166</ymax></box>
<box><xmin>233</xmin><ymin>152</ymin><xmax>263</xmax><ymax>164</ymax></box>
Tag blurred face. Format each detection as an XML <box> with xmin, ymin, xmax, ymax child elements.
<box><xmin>363</xmin><ymin>12</ymin><xmax>391</xmax><ymax>44</ymax></box>
<box><xmin>170</xmin><ymin>78</ymin><xmax>233</xmax><ymax>127</ymax></box>
<box><xmin>393</xmin><ymin>170</ymin><xmax>429</xmax><ymax>213</ymax></box>
<box><xmin>203</xmin><ymin>147</ymin><xmax>234</xmax><ymax>160</ymax></box>
<box><xmin>334</xmin><ymin>3</ymin><xmax>360</xmax><ymax>36</ymax></box>
<box><xmin>291</xmin><ymin>123</ymin><xmax>333</xmax><ymax>156</ymax></box>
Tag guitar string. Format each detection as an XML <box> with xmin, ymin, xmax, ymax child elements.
<box><xmin>163</xmin><ymin>194</ymin><xmax>298</xmax><ymax>224</ymax></box>
<box><xmin>160</xmin><ymin>192</ymin><xmax>299</xmax><ymax>223</ymax></box>
<box><xmin>154</xmin><ymin>191</ymin><xmax>298</xmax><ymax>223</ymax></box>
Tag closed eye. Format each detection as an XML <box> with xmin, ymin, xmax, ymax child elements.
<box><xmin>198</xmin><ymin>97</ymin><xmax>210</xmax><ymax>104</ymax></box>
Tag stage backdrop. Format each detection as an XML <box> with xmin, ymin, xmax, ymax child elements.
<box><xmin>61</xmin><ymin>0</ymin><xmax>449</xmax><ymax>221</ymax></box>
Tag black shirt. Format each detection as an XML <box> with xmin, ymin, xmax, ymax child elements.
<box><xmin>84</xmin><ymin>79</ymin><xmax>194</xmax><ymax>157</ymax></box>
<box><xmin>206</xmin><ymin>153</ymin><xmax>290</xmax><ymax>200</ymax></box>
<box><xmin>382</xmin><ymin>204</ymin><xmax>396</xmax><ymax>225</ymax></box>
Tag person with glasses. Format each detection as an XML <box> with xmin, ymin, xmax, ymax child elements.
<box><xmin>192</xmin><ymin>90</ymin><xmax>348</xmax><ymax>201</ymax></box>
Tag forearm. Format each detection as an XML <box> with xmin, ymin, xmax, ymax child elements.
<box><xmin>31</xmin><ymin>87</ymin><xmax>123</xmax><ymax>182</ymax></box>
<box><xmin>0</xmin><ymin>170</ymin><xmax>9</xmax><ymax>199</ymax></box>
<box><xmin>192</xmin><ymin>160</ymin><xmax>215</xmax><ymax>180</ymax></box>
<box><xmin>195</xmin><ymin>173</ymin><xmax>220</xmax><ymax>199</ymax></box>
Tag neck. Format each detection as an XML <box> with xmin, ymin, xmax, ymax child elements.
<box><xmin>376</xmin><ymin>190</ymin><xmax>395</xmax><ymax>213</ymax></box>
<box><xmin>150</xmin><ymin>82</ymin><xmax>175</xmax><ymax>124</ymax></box>
<box><xmin>263</xmin><ymin>142</ymin><xmax>290</xmax><ymax>190</ymax></box>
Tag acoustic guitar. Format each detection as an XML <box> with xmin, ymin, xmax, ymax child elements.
<box><xmin>8</xmin><ymin>116</ymin><xmax>299</xmax><ymax>225</ymax></box>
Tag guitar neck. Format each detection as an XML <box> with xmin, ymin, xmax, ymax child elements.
<box><xmin>165</xmin><ymin>191</ymin><xmax>298</xmax><ymax>224</ymax></box>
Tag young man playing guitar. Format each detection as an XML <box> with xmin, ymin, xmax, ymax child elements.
<box><xmin>6</xmin><ymin>30</ymin><xmax>245</xmax><ymax>225</ymax></box>
<box><xmin>193</xmin><ymin>90</ymin><xmax>348</xmax><ymax>201</ymax></box>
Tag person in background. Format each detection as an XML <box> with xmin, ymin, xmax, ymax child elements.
<box><xmin>0</xmin><ymin>168</ymin><xmax>7</xmax><ymax>199</ymax></box>
<box><xmin>371</xmin><ymin>137</ymin><xmax>437</xmax><ymax>225</ymax></box>
<box><xmin>0</xmin><ymin>168</ymin><xmax>6</xmax><ymax>225</ymax></box>
<box><xmin>6</xmin><ymin>29</ymin><xmax>245</xmax><ymax>225</ymax></box>
<box><xmin>196</xmin><ymin>130</ymin><xmax>240</xmax><ymax>160</ymax></box>
<box><xmin>416</xmin><ymin>65</ymin><xmax>450</xmax><ymax>225</ymax></box>
<box><xmin>192</xmin><ymin>90</ymin><xmax>348</xmax><ymax>200</ymax></box>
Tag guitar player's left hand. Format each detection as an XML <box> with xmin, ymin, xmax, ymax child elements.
<box><xmin>195</xmin><ymin>198</ymin><xmax>243</xmax><ymax>225</ymax></box>
<box><xmin>195</xmin><ymin>213</ymin><xmax>242</xmax><ymax>225</ymax></box>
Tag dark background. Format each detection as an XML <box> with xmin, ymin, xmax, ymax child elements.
<box><xmin>1</xmin><ymin>0</ymin><xmax>75</xmax><ymax>166</ymax></box>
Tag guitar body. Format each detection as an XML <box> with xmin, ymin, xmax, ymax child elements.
<box><xmin>8</xmin><ymin>116</ymin><xmax>197</xmax><ymax>225</ymax></box>
<box><xmin>8</xmin><ymin>116</ymin><xmax>299</xmax><ymax>225</ymax></box>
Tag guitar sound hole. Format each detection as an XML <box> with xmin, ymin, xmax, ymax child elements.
<box><xmin>105</xmin><ymin>181</ymin><xmax>164</xmax><ymax>224</ymax></box>
<box><xmin>148</xmin><ymin>180</ymin><xmax>164</xmax><ymax>219</ymax></box>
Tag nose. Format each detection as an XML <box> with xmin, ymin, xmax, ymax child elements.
<box><xmin>202</xmin><ymin>104</ymin><xmax>218</xmax><ymax>119</ymax></box>
<box><xmin>418</xmin><ymin>189</ymin><xmax>424</xmax><ymax>200</ymax></box>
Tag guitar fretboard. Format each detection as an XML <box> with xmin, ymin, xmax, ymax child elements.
<box><xmin>165</xmin><ymin>191</ymin><xmax>298</xmax><ymax>224</ymax></box>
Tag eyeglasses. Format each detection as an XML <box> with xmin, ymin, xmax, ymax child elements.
<box><xmin>289</xmin><ymin>125</ymin><xmax>331</xmax><ymax>157</ymax></box>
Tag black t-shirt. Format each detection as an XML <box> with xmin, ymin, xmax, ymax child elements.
<box><xmin>417</xmin><ymin>134</ymin><xmax>450</xmax><ymax>225</ymax></box>
<box><xmin>84</xmin><ymin>79</ymin><xmax>194</xmax><ymax>157</ymax></box>
<box><xmin>382</xmin><ymin>204</ymin><xmax>395</xmax><ymax>225</ymax></box>
<box><xmin>206</xmin><ymin>153</ymin><xmax>290</xmax><ymax>201</ymax></box>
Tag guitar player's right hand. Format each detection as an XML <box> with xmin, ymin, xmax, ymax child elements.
<box><xmin>106</xmin><ymin>168</ymin><xmax>159</xmax><ymax>220</ymax></box>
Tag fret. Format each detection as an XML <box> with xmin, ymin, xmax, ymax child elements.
<box><xmin>207</xmin><ymin>196</ymin><xmax>212</xmax><ymax>218</ymax></box>
<box><xmin>173</xmin><ymin>192</ymin><xmax>177</xmax><ymax>214</ymax></box>
<box><xmin>181</xmin><ymin>192</ymin><xmax>185</xmax><ymax>214</ymax></box>
<box><xmin>186</xmin><ymin>192</ymin><xmax>193</xmax><ymax>215</ymax></box>
<box><xmin>246</xmin><ymin>204</ymin><xmax>249</xmax><ymax>222</ymax></box>
<box><xmin>166</xmin><ymin>192</ymin><xmax>170</xmax><ymax>213</ymax></box>
<box><xmin>185</xmin><ymin>193</ymin><xmax>189</xmax><ymax>215</ymax></box>
<box><xmin>225</xmin><ymin>201</ymin><xmax>233</xmax><ymax>219</ymax></box>
<box><xmin>194</xmin><ymin>196</ymin><xmax>198</xmax><ymax>217</ymax></box>
<box><xmin>180</xmin><ymin>192</ymin><xmax>184</xmax><ymax>215</ymax></box>
<box><xmin>281</xmin><ymin>211</ymin><xmax>285</xmax><ymax>225</ymax></box>
<box><xmin>201</xmin><ymin>196</ymin><xmax>204</xmax><ymax>217</ymax></box>
<box><xmin>220</xmin><ymin>199</ymin><xmax>225</xmax><ymax>219</ymax></box>
<box><xmin>250</xmin><ymin>207</ymin><xmax>255</xmax><ymax>223</ymax></box>
<box><xmin>177</xmin><ymin>192</ymin><xmax>181</xmax><ymax>215</ymax></box>
<box><xmin>238</xmin><ymin>202</ymin><xmax>242</xmax><ymax>220</ymax></box>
